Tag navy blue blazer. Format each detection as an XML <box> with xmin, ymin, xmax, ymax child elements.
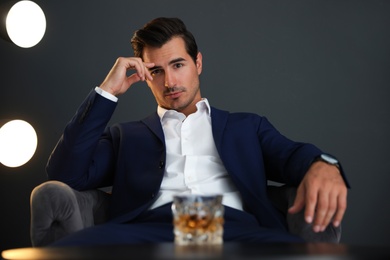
<box><xmin>47</xmin><ymin>90</ymin><xmax>332</xmax><ymax>232</ymax></box>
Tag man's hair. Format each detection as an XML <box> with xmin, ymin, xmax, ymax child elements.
<box><xmin>131</xmin><ymin>17</ymin><xmax>198</xmax><ymax>63</ymax></box>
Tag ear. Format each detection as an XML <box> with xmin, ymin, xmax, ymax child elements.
<box><xmin>196</xmin><ymin>52</ymin><xmax>203</xmax><ymax>75</ymax></box>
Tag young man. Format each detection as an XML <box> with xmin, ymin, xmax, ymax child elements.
<box><xmin>47</xmin><ymin>17</ymin><xmax>348</xmax><ymax>245</ymax></box>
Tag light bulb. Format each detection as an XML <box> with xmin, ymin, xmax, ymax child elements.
<box><xmin>6</xmin><ymin>1</ymin><xmax>46</xmax><ymax>48</ymax></box>
<box><xmin>0</xmin><ymin>120</ymin><xmax>38</xmax><ymax>167</ymax></box>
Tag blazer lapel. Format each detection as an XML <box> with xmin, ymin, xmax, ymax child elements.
<box><xmin>141</xmin><ymin>112</ymin><xmax>165</xmax><ymax>143</ymax></box>
<box><xmin>210</xmin><ymin>107</ymin><xmax>229</xmax><ymax>153</ymax></box>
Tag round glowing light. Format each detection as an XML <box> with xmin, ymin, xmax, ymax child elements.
<box><xmin>6</xmin><ymin>1</ymin><xmax>46</xmax><ymax>48</ymax></box>
<box><xmin>0</xmin><ymin>120</ymin><xmax>38</xmax><ymax>167</ymax></box>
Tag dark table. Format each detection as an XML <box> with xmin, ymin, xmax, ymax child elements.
<box><xmin>2</xmin><ymin>243</ymin><xmax>390</xmax><ymax>260</ymax></box>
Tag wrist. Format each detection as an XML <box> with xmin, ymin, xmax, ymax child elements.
<box><xmin>313</xmin><ymin>154</ymin><xmax>340</xmax><ymax>169</ymax></box>
<box><xmin>95</xmin><ymin>87</ymin><xmax>118</xmax><ymax>102</ymax></box>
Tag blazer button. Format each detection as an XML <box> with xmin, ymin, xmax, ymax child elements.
<box><xmin>159</xmin><ymin>160</ymin><xmax>165</xmax><ymax>169</ymax></box>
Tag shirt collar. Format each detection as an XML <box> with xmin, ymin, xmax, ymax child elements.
<box><xmin>157</xmin><ymin>98</ymin><xmax>211</xmax><ymax>121</ymax></box>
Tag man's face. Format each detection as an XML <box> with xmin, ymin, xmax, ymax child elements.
<box><xmin>143</xmin><ymin>37</ymin><xmax>203</xmax><ymax>116</ymax></box>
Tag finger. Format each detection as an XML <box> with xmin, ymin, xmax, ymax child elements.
<box><xmin>288</xmin><ymin>185</ymin><xmax>305</xmax><ymax>215</ymax></box>
<box><xmin>320</xmin><ymin>191</ymin><xmax>337</xmax><ymax>232</ymax></box>
<box><xmin>312</xmin><ymin>190</ymin><xmax>329</xmax><ymax>233</ymax></box>
<box><xmin>144</xmin><ymin>62</ymin><xmax>155</xmax><ymax>81</ymax></box>
<box><xmin>132</xmin><ymin>59</ymin><xmax>146</xmax><ymax>81</ymax></box>
<box><xmin>304</xmin><ymin>187</ymin><xmax>318</xmax><ymax>225</ymax></box>
<box><xmin>332</xmin><ymin>191</ymin><xmax>347</xmax><ymax>227</ymax></box>
<box><xmin>134</xmin><ymin>61</ymin><xmax>154</xmax><ymax>81</ymax></box>
<box><xmin>126</xmin><ymin>61</ymin><xmax>154</xmax><ymax>84</ymax></box>
<box><xmin>126</xmin><ymin>73</ymin><xmax>142</xmax><ymax>86</ymax></box>
<box><xmin>122</xmin><ymin>58</ymin><xmax>145</xmax><ymax>80</ymax></box>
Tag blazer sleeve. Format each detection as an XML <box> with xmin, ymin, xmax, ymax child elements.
<box><xmin>258</xmin><ymin>116</ymin><xmax>349</xmax><ymax>187</ymax></box>
<box><xmin>46</xmin><ymin>89</ymin><xmax>118</xmax><ymax>190</ymax></box>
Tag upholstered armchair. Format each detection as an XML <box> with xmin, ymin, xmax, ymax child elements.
<box><xmin>30</xmin><ymin>181</ymin><xmax>341</xmax><ymax>247</ymax></box>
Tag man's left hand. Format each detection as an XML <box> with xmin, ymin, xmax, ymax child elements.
<box><xmin>288</xmin><ymin>161</ymin><xmax>348</xmax><ymax>232</ymax></box>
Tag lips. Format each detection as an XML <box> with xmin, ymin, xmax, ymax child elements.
<box><xmin>165</xmin><ymin>91</ymin><xmax>182</xmax><ymax>99</ymax></box>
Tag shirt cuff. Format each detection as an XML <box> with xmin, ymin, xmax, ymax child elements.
<box><xmin>95</xmin><ymin>86</ymin><xmax>118</xmax><ymax>102</ymax></box>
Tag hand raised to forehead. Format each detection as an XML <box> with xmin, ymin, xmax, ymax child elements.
<box><xmin>99</xmin><ymin>57</ymin><xmax>154</xmax><ymax>97</ymax></box>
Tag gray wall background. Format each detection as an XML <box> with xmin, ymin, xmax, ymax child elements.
<box><xmin>1</xmin><ymin>0</ymin><xmax>389</xmax><ymax>250</ymax></box>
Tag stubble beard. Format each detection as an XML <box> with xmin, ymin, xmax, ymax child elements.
<box><xmin>163</xmin><ymin>85</ymin><xmax>201</xmax><ymax>114</ymax></box>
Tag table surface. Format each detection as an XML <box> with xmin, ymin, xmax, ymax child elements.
<box><xmin>2</xmin><ymin>243</ymin><xmax>390</xmax><ymax>260</ymax></box>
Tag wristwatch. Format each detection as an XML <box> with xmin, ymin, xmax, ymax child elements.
<box><xmin>315</xmin><ymin>154</ymin><xmax>340</xmax><ymax>168</ymax></box>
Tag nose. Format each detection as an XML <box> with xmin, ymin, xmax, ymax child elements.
<box><xmin>164</xmin><ymin>70</ymin><xmax>176</xmax><ymax>88</ymax></box>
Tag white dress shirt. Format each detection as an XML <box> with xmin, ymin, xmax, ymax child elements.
<box><xmin>95</xmin><ymin>87</ymin><xmax>243</xmax><ymax>210</ymax></box>
<box><xmin>151</xmin><ymin>99</ymin><xmax>242</xmax><ymax>210</ymax></box>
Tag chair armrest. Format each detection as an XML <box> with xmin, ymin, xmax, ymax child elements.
<box><xmin>30</xmin><ymin>181</ymin><xmax>340</xmax><ymax>246</ymax></box>
<box><xmin>267</xmin><ymin>185</ymin><xmax>341</xmax><ymax>243</ymax></box>
<box><xmin>30</xmin><ymin>181</ymin><xmax>110</xmax><ymax>247</ymax></box>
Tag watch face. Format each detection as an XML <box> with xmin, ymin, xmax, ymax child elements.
<box><xmin>321</xmin><ymin>154</ymin><xmax>338</xmax><ymax>164</ymax></box>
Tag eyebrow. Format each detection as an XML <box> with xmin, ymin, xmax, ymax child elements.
<box><xmin>148</xmin><ymin>57</ymin><xmax>186</xmax><ymax>71</ymax></box>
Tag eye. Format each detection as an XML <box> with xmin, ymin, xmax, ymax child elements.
<box><xmin>174</xmin><ymin>63</ymin><xmax>183</xmax><ymax>69</ymax></box>
<box><xmin>150</xmin><ymin>69</ymin><xmax>162</xmax><ymax>77</ymax></box>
